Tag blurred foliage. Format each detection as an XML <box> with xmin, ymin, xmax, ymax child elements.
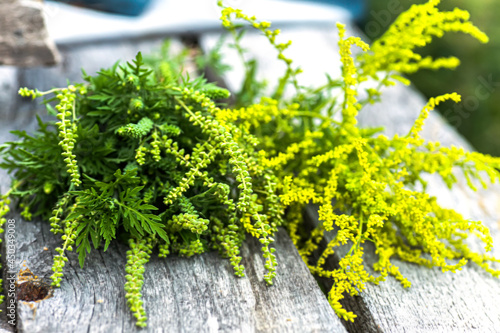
<box><xmin>360</xmin><ymin>0</ymin><xmax>500</xmax><ymax>156</ymax></box>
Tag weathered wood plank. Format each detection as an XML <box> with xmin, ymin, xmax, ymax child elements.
<box><xmin>0</xmin><ymin>67</ymin><xmax>18</xmax><ymax>123</ymax></box>
<box><xmin>0</xmin><ymin>37</ymin><xmax>345</xmax><ymax>332</ymax></box>
<box><xmin>200</xmin><ymin>25</ymin><xmax>500</xmax><ymax>332</ymax></box>
<box><xmin>0</xmin><ymin>0</ymin><xmax>60</xmax><ymax>66</ymax></box>
<box><xmin>0</xmin><ymin>221</ymin><xmax>13</xmax><ymax>331</ymax></box>
<box><xmin>2</xmin><ymin>214</ymin><xmax>343</xmax><ymax>333</ymax></box>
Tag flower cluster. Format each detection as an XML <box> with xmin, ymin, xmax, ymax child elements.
<box><xmin>337</xmin><ymin>23</ymin><xmax>369</xmax><ymax>130</ymax></box>
<box><xmin>358</xmin><ymin>0</ymin><xmax>489</xmax><ymax>84</ymax></box>
<box><xmin>51</xmin><ymin>211</ymin><xmax>78</xmax><ymax>287</ymax></box>
<box><xmin>216</xmin><ymin>0</ymin><xmax>499</xmax><ymax>321</ymax></box>
<box><xmin>125</xmin><ymin>237</ymin><xmax>153</xmax><ymax>328</ymax></box>
<box><xmin>218</xmin><ymin>0</ymin><xmax>302</xmax><ymax>102</ymax></box>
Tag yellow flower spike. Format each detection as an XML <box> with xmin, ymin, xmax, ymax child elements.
<box><xmin>359</xmin><ymin>1</ymin><xmax>488</xmax><ymax>82</ymax></box>
<box><xmin>218</xmin><ymin>1</ymin><xmax>302</xmax><ymax>98</ymax></box>
<box><xmin>408</xmin><ymin>92</ymin><xmax>461</xmax><ymax>138</ymax></box>
<box><xmin>337</xmin><ymin>23</ymin><xmax>370</xmax><ymax>130</ymax></box>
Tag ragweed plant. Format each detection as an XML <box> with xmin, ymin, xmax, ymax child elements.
<box><xmin>1</xmin><ymin>50</ymin><xmax>281</xmax><ymax>326</ymax></box>
<box><xmin>0</xmin><ymin>0</ymin><xmax>499</xmax><ymax>327</ymax></box>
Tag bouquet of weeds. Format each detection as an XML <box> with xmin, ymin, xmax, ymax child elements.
<box><xmin>1</xmin><ymin>0</ymin><xmax>500</xmax><ymax>327</ymax></box>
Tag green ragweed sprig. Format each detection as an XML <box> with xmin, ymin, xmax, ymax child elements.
<box><xmin>149</xmin><ymin>129</ymin><xmax>162</xmax><ymax>162</ymax></box>
<box><xmin>50</xmin><ymin>202</ymin><xmax>79</xmax><ymax>287</ymax></box>
<box><xmin>173</xmin><ymin>87</ymin><xmax>279</xmax><ymax>283</ymax></box>
<box><xmin>125</xmin><ymin>237</ymin><xmax>153</xmax><ymax>328</ymax></box>
<box><xmin>19</xmin><ymin>85</ymin><xmax>88</xmax><ymax>187</ymax></box>
<box><xmin>55</xmin><ymin>86</ymin><xmax>84</xmax><ymax>187</ymax></box>
<box><xmin>135</xmin><ymin>146</ymin><xmax>148</xmax><ymax>165</ymax></box>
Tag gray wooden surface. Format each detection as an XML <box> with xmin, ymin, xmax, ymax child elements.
<box><xmin>0</xmin><ymin>0</ymin><xmax>59</xmax><ymax>66</ymax></box>
<box><xmin>5</xmin><ymin>216</ymin><xmax>343</xmax><ymax>333</ymax></box>
<box><xmin>200</xmin><ymin>25</ymin><xmax>500</xmax><ymax>332</ymax></box>
<box><xmin>0</xmin><ymin>38</ymin><xmax>344</xmax><ymax>332</ymax></box>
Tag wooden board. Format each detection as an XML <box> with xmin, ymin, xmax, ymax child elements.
<box><xmin>200</xmin><ymin>25</ymin><xmax>500</xmax><ymax>332</ymax></box>
<box><xmin>0</xmin><ymin>0</ymin><xmax>60</xmax><ymax>66</ymax></box>
<box><xmin>0</xmin><ymin>37</ymin><xmax>345</xmax><ymax>332</ymax></box>
<box><xmin>3</xmin><ymin>215</ymin><xmax>343</xmax><ymax>333</ymax></box>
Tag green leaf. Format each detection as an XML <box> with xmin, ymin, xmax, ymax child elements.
<box><xmin>139</xmin><ymin>204</ymin><xmax>158</xmax><ymax>211</ymax></box>
<box><xmin>77</xmin><ymin>240</ymin><xmax>90</xmax><ymax>268</ymax></box>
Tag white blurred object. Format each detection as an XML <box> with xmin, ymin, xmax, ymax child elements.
<box><xmin>45</xmin><ymin>0</ymin><xmax>351</xmax><ymax>45</ymax></box>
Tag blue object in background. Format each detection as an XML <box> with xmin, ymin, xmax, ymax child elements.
<box><xmin>54</xmin><ymin>0</ymin><xmax>365</xmax><ymax>19</ymax></box>
<box><xmin>56</xmin><ymin>0</ymin><xmax>152</xmax><ymax>16</ymax></box>
<box><xmin>290</xmin><ymin>0</ymin><xmax>365</xmax><ymax>20</ymax></box>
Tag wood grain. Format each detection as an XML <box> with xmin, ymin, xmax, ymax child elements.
<box><xmin>0</xmin><ymin>0</ymin><xmax>59</xmax><ymax>66</ymax></box>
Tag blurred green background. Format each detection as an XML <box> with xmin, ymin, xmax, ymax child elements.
<box><xmin>359</xmin><ymin>0</ymin><xmax>500</xmax><ymax>156</ymax></box>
